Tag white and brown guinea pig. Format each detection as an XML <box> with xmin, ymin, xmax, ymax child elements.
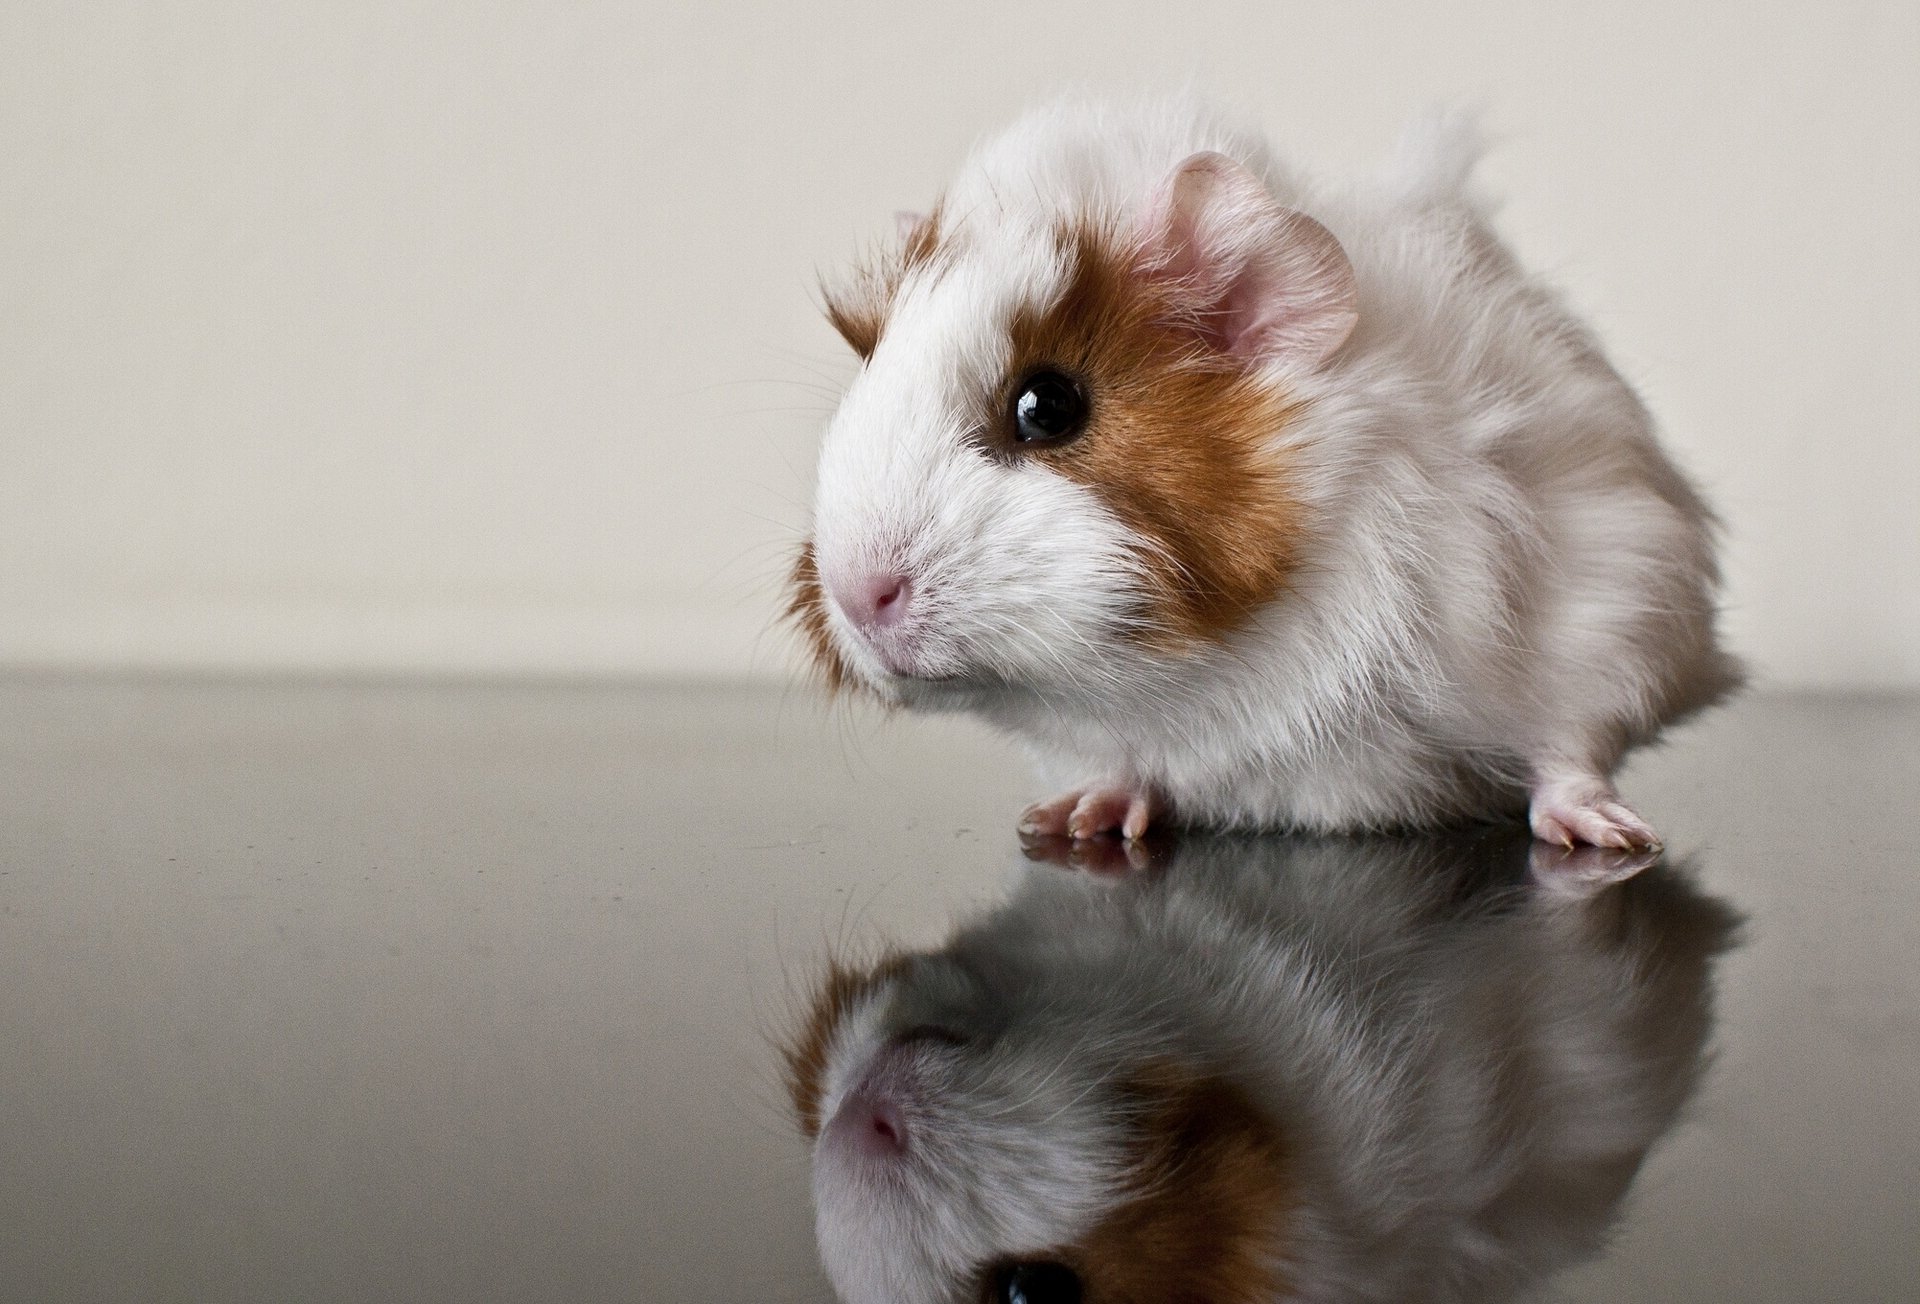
<box><xmin>783</xmin><ymin>831</ymin><xmax>1738</xmax><ymax>1304</ymax></box>
<box><xmin>787</xmin><ymin>97</ymin><xmax>1742</xmax><ymax>851</ymax></box>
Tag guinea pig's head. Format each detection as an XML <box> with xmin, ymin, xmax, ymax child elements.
<box><xmin>788</xmin><ymin>144</ymin><xmax>1357</xmax><ymax>705</ymax></box>
<box><xmin>782</xmin><ymin>950</ymin><xmax>1293</xmax><ymax>1304</ymax></box>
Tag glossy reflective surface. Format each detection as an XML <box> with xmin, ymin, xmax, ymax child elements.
<box><xmin>795</xmin><ymin>830</ymin><xmax>1735</xmax><ymax>1304</ymax></box>
<box><xmin>1</xmin><ymin>681</ymin><xmax>1915</xmax><ymax>1301</ymax></box>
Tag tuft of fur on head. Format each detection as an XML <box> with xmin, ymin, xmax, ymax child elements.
<box><xmin>1378</xmin><ymin>105</ymin><xmax>1489</xmax><ymax>206</ymax></box>
<box><xmin>821</xmin><ymin>209</ymin><xmax>947</xmax><ymax>363</ymax></box>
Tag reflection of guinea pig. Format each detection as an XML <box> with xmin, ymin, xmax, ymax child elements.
<box><xmin>783</xmin><ymin>832</ymin><xmax>1737</xmax><ymax>1303</ymax></box>
<box><xmin>788</xmin><ymin>98</ymin><xmax>1740</xmax><ymax>851</ymax></box>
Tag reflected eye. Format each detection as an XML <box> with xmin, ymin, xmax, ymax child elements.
<box><xmin>1011</xmin><ymin>371</ymin><xmax>1088</xmax><ymax>445</ymax></box>
<box><xmin>994</xmin><ymin>1261</ymin><xmax>1083</xmax><ymax>1304</ymax></box>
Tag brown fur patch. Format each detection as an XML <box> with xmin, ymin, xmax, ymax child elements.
<box><xmin>822</xmin><ymin>210</ymin><xmax>945</xmax><ymax>360</ymax></box>
<box><xmin>1002</xmin><ymin>225</ymin><xmax>1304</xmax><ymax>647</ymax></box>
<box><xmin>784</xmin><ymin>542</ymin><xmax>852</xmax><ymax>694</ymax></box>
<box><xmin>989</xmin><ymin>1062</ymin><xmax>1291</xmax><ymax>1303</ymax></box>
<box><xmin>781</xmin><ymin>953</ymin><xmax>908</xmax><ymax>1137</ymax></box>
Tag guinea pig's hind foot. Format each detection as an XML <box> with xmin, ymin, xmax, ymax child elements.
<box><xmin>1528</xmin><ymin>774</ymin><xmax>1663</xmax><ymax>853</ymax></box>
<box><xmin>1018</xmin><ymin>785</ymin><xmax>1159</xmax><ymax>841</ymax></box>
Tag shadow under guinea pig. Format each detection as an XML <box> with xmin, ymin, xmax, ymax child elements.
<box><xmin>783</xmin><ymin>827</ymin><xmax>1739</xmax><ymax>1304</ymax></box>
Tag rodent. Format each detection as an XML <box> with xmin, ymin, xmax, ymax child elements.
<box><xmin>787</xmin><ymin>97</ymin><xmax>1742</xmax><ymax>851</ymax></box>
<box><xmin>784</xmin><ymin>831</ymin><xmax>1737</xmax><ymax>1303</ymax></box>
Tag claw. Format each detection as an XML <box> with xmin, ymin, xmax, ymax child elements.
<box><xmin>1529</xmin><ymin>775</ymin><xmax>1662</xmax><ymax>853</ymax></box>
<box><xmin>1020</xmin><ymin>784</ymin><xmax>1160</xmax><ymax>842</ymax></box>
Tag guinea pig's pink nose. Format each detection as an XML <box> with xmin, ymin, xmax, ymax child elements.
<box><xmin>829</xmin><ymin>1089</ymin><xmax>910</xmax><ymax>1158</ymax></box>
<box><xmin>862</xmin><ymin>1098</ymin><xmax>909</xmax><ymax>1154</ymax></box>
<box><xmin>839</xmin><ymin>572</ymin><xmax>914</xmax><ymax>631</ymax></box>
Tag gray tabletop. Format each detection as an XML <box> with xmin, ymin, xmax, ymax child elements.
<box><xmin>1</xmin><ymin>680</ymin><xmax>1914</xmax><ymax>1302</ymax></box>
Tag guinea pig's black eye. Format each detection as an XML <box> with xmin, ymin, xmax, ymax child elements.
<box><xmin>993</xmin><ymin>1261</ymin><xmax>1083</xmax><ymax>1304</ymax></box>
<box><xmin>1010</xmin><ymin>371</ymin><xmax>1088</xmax><ymax>446</ymax></box>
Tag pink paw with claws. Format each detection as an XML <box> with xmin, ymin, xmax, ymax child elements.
<box><xmin>1019</xmin><ymin>786</ymin><xmax>1160</xmax><ymax>841</ymax></box>
<box><xmin>1529</xmin><ymin>776</ymin><xmax>1662</xmax><ymax>852</ymax></box>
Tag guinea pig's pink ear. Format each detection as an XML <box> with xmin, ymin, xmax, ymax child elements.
<box><xmin>1138</xmin><ymin>151</ymin><xmax>1357</xmax><ymax>369</ymax></box>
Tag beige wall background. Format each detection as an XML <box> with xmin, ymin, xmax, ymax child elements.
<box><xmin>3</xmin><ymin>1</ymin><xmax>1915</xmax><ymax>687</ymax></box>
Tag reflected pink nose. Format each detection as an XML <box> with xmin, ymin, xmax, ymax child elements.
<box><xmin>827</xmin><ymin>1088</ymin><xmax>910</xmax><ymax>1158</ymax></box>
<box><xmin>863</xmin><ymin>1099</ymin><xmax>908</xmax><ymax>1154</ymax></box>
<box><xmin>848</xmin><ymin>1095</ymin><xmax>909</xmax><ymax>1157</ymax></box>
<box><xmin>839</xmin><ymin>572</ymin><xmax>913</xmax><ymax>630</ymax></box>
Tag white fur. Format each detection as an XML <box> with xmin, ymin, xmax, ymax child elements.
<box><xmin>806</xmin><ymin>833</ymin><xmax>1737</xmax><ymax>1302</ymax></box>
<box><xmin>805</xmin><ymin>97</ymin><xmax>1740</xmax><ymax>835</ymax></box>
<box><xmin>810</xmin><ymin>974</ymin><xmax>1134</xmax><ymax>1304</ymax></box>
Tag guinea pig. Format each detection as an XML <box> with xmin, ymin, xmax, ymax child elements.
<box><xmin>782</xmin><ymin>830</ymin><xmax>1738</xmax><ymax>1304</ymax></box>
<box><xmin>786</xmin><ymin>98</ymin><xmax>1742</xmax><ymax>851</ymax></box>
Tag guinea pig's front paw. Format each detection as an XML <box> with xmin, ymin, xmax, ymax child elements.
<box><xmin>1528</xmin><ymin>777</ymin><xmax>1663</xmax><ymax>853</ymax></box>
<box><xmin>1018</xmin><ymin>785</ymin><xmax>1160</xmax><ymax>841</ymax></box>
